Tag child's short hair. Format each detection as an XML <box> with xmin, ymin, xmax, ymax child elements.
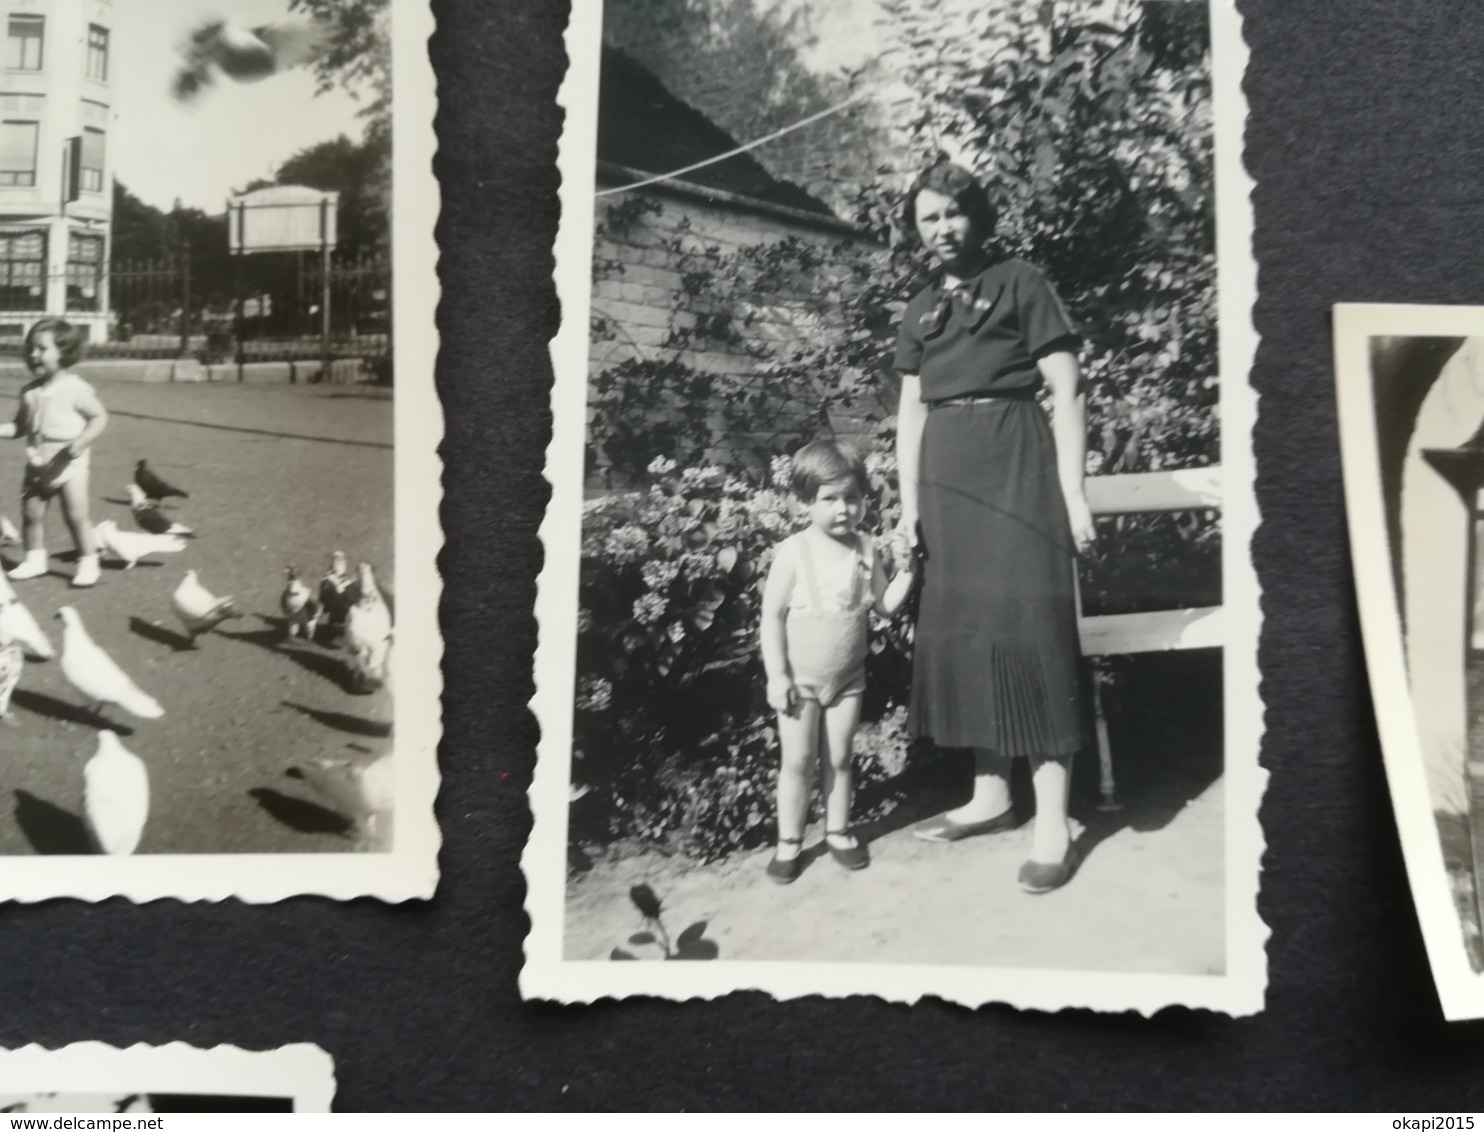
<box><xmin>26</xmin><ymin>317</ymin><xmax>86</xmax><ymax>368</ymax></box>
<box><xmin>789</xmin><ymin>440</ymin><xmax>868</xmax><ymax>501</ymax></box>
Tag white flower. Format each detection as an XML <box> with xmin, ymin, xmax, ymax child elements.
<box><xmin>604</xmin><ymin>524</ymin><xmax>650</xmax><ymax>565</ymax></box>
<box><xmin>770</xmin><ymin>454</ymin><xmax>794</xmax><ymax>490</ymax></box>
<box><xmin>633</xmin><ymin>592</ymin><xmax>668</xmax><ymax>625</ymax></box>
<box><xmin>647</xmin><ymin>455</ymin><xmax>678</xmax><ymax>476</ymax></box>
<box><xmin>667</xmin><ymin>622</ymin><xmax>686</xmax><ymax>643</ymax></box>
<box><xmin>641</xmin><ymin>560</ymin><xmax>680</xmax><ymax>591</ymax></box>
<box><xmin>576</xmin><ymin>676</ymin><xmax>613</xmax><ymax>712</ymax></box>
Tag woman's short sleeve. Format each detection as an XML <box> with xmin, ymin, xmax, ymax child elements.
<box><xmin>893</xmin><ymin>293</ymin><xmax>926</xmax><ymax>374</ymax></box>
<box><xmin>1018</xmin><ymin>266</ymin><xmax>1080</xmax><ymax>358</ymax></box>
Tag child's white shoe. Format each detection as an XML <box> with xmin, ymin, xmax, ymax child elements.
<box><xmin>71</xmin><ymin>554</ymin><xmax>100</xmax><ymax>588</ymax></box>
<box><xmin>7</xmin><ymin>550</ymin><xmax>47</xmax><ymax>580</ymax></box>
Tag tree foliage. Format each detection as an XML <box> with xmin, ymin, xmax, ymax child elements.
<box><xmin>288</xmin><ymin>0</ymin><xmax>390</xmax><ymax>138</ymax></box>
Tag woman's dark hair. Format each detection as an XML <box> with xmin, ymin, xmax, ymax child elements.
<box><xmin>789</xmin><ymin>439</ymin><xmax>869</xmax><ymax>502</ymax></box>
<box><xmin>26</xmin><ymin>317</ymin><xmax>87</xmax><ymax>368</ymax></box>
<box><xmin>900</xmin><ymin>160</ymin><xmax>997</xmax><ymax>247</ymax></box>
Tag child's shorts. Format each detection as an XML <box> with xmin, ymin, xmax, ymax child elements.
<box><xmin>22</xmin><ymin>444</ymin><xmax>87</xmax><ymax>500</ymax></box>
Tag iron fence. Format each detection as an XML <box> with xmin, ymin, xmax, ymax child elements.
<box><xmin>95</xmin><ymin>249</ymin><xmax>391</xmax><ymax>382</ymax></box>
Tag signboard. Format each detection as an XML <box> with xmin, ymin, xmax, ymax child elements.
<box><xmin>226</xmin><ymin>185</ymin><xmax>339</xmax><ymax>254</ymax></box>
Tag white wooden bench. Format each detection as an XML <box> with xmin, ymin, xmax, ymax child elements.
<box><xmin>1078</xmin><ymin>467</ymin><xmax>1223</xmax><ymax>809</ymax></box>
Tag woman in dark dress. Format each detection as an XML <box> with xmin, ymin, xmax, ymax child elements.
<box><xmin>893</xmin><ymin>161</ymin><xmax>1095</xmax><ymax>894</ymax></box>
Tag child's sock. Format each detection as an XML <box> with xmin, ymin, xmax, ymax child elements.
<box><xmin>774</xmin><ymin>839</ymin><xmax>801</xmax><ymax>862</ymax></box>
<box><xmin>7</xmin><ymin>549</ymin><xmax>46</xmax><ymax>580</ymax></box>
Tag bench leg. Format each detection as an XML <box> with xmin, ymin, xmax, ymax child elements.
<box><xmin>1092</xmin><ymin>666</ymin><xmax>1120</xmax><ymax>811</ymax></box>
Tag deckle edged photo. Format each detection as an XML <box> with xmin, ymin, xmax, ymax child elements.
<box><xmin>526</xmin><ymin>0</ymin><xmax>1263</xmax><ymax>1013</ymax></box>
<box><xmin>0</xmin><ymin>1043</ymin><xmax>335</xmax><ymax>1113</ymax></box>
<box><xmin>0</xmin><ymin>0</ymin><xmax>441</xmax><ymax>902</ymax></box>
<box><xmin>1334</xmin><ymin>304</ymin><xmax>1484</xmax><ymax>1020</ymax></box>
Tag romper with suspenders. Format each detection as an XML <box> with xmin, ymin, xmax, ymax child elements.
<box><xmin>782</xmin><ymin>531</ymin><xmax>872</xmax><ymax>708</ymax></box>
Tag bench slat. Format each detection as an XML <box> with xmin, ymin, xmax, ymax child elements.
<box><xmin>1079</xmin><ymin>605</ymin><xmax>1224</xmax><ymax>655</ymax></box>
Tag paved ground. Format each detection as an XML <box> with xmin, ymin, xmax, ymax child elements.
<box><xmin>0</xmin><ymin>374</ymin><xmax>393</xmax><ymax>855</ymax></box>
<box><xmin>567</xmin><ymin>653</ymin><xmax>1227</xmax><ymax>974</ymax></box>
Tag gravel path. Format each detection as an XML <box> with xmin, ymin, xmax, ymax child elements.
<box><xmin>0</xmin><ymin>375</ymin><xmax>393</xmax><ymax>855</ymax></box>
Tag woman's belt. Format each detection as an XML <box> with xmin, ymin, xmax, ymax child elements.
<box><xmin>927</xmin><ymin>387</ymin><xmax>1038</xmax><ymax>409</ymax></box>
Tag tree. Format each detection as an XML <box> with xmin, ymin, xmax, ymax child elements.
<box><xmin>275</xmin><ymin>134</ymin><xmax>389</xmax><ymax>254</ymax></box>
<box><xmin>288</xmin><ymin>0</ymin><xmax>390</xmax><ymax>140</ymax></box>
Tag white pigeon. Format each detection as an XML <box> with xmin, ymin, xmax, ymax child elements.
<box><xmin>125</xmin><ymin>484</ymin><xmax>195</xmax><ymax>537</ymax></box>
<box><xmin>172</xmin><ymin>570</ymin><xmax>241</xmax><ymax>644</ymax></box>
<box><xmin>0</xmin><ymin>515</ymin><xmax>18</xmax><ymax>545</ymax></box>
<box><xmin>56</xmin><ymin>606</ymin><xmax>164</xmax><ymax>720</ymax></box>
<box><xmin>94</xmin><ymin>520</ymin><xmax>187</xmax><ymax>569</ymax></box>
<box><xmin>344</xmin><ymin>562</ymin><xmax>392</xmax><ymax>693</ymax></box>
<box><xmin>83</xmin><ymin>730</ymin><xmax>149</xmax><ymax>855</ymax></box>
<box><xmin>0</xmin><ymin>572</ymin><xmax>54</xmax><ymax>660</ymax></box>
<box><xmin>289</xmin><ymin>751</ymin><xmax>393</xmax><ymax>851</ymax></box>
<box><xmin>0</xmin><ymin>641</ymin><xmax>21</xmax><ymax>721</ymax></box>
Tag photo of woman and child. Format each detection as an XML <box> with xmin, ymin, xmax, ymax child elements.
<box><xmin>760</xmin><ymin>163</ymin><xmax>1093</xmax><ymax>895</ymax></box>
<box><xmin>536</xmin><ymin>0</ymin><xmax>1259</xmax><ymax>1010</ymax></box>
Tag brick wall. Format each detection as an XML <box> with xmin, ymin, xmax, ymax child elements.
<box><xmin>587</xmin><ymin>183</ymin><xmax>890</xmax><ymax>482</ymax></box>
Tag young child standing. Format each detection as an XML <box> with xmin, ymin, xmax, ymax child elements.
<box><xmin>0</xmin><ymin>318</ymin><xmax>108</xmax><ymax>587</ymax></box>
<box><xmin>759</xmin><ymin>439</ymin><xmax>916</xmax><ymax>884</ymax></box>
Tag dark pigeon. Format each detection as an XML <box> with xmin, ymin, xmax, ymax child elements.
<box><xmin>135</xmin><ymin>460</ymin><xmax>188</xmax><ymax>501</ymax></box>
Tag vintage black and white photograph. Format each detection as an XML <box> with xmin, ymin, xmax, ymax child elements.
<box><xmin>1335</xmin><ymin>304</ymin><xmax>1484</xmax><ymax>1020</ymax></box>
<box><xmin>526</xmin><ymin>0</ymin><xmax>1262</xmax><ymax>1011</ymax></box>
<box><xmin>0</xmin><ymin>1043</ymin><xmax>335</xmax><ymax>1112</ymax></box>
<box><xmin>0</xmin><ymin>0</ymin><xmax>441</xmax><ymax>901</ymax></box>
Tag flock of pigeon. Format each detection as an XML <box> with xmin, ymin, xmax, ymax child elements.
<box><xmin>0</xmin><ymin>459</ymin><xmax>395</xmax><ymax>856</ymax></box>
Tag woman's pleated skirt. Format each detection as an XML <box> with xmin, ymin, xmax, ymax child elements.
<box><xmin>908</xmin><ymin>398</ymin><xmax>1090</xmax><ymax>758</ymax></box>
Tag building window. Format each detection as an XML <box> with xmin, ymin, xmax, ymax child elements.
<box><xmin>67</xmin><ymin>232</ymin><xmax>103</xmax><ymax>312</ymax></box>
<box><xmin>0</xmin><ymin>121</ymin><xmax>37</xmax><ymax>187</ymax></box>
<box><xmin>7</xmin><ymin>15</ymin><xmax>42</xmax><ymax>72</ymax></box>
<box><xmin>81</xmin><ymin>127</ymin><xmax>104</xmax><ymax>192</ymax></box>
<box><xmin>0</xmin><ymin>231</ymin><xmax>46</xmax><ymax>311</ymax></box>
<box><xmin>87</xmin><ymin>24</ymin><xmax>107</xmax><ymax>82</ymax></box>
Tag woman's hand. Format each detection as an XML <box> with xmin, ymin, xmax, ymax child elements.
<box><xmin>1066</xmin><ymin>493</ymin><xmax>1096</xmax><ymax>554</ymax></box>
<box><xmin>895</xmin><ymin>508</ymin><xmax>919</xmax><ymax>548</ymax></box>
<box><xmin>767</xmin><ymin>674</ymin><xmax>798</xmax><ymax>717</ymax></box>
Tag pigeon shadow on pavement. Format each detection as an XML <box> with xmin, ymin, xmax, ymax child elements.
<box><xmin>128</xmin><ymin>617</ymin><xmax>195</xmax><ymax>652</ymax></box>
<box><xmin>10</xmin><ymin>688</ymin><xmax>134</xmax><ymax>735</ymax></box>
<box><xmin>282</xmin><ymin>700</ymin><xmax>391</xmax><ymax>738</ymax></box>
<box><xmin>13</xmin><ymin>790</ymin><xmax>92</xmax><ymax>854</ymax></box>
<box><xmin>223</xmin><ymin>623</ymin><xmax>360</xmax><ymax>694</ymax></box>
<box><xmin>248</xmin><ymin>786</ymin><xmax>355</xmax><ymax>840</ymax></box>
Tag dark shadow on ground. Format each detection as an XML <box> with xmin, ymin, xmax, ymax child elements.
<box><xmin>248</xmin><ymin>786</ymin><xmax>353</xmax><ymax>838</ymax></box>
<box><xmin>129</xmin><ymin>616</ymin><xmax>195</xmax><ymax>652</ymax></box>
<box><xmin>11</xmin><ymin>688</ymin><xmax>133</xmax><ymax>734</ymax></box>
<box><xmin>851</xmin><ymin>650</ymin><xmax>1225</xmax><ymax>875</ymax></box>
<box><xmin>224</xmin><ymin>624</ymin><xmax>358</xmax><ymax>693</ymax></box>
<box><xmin>107</xmin><ymin>407</ymin><xmax>393</xmax><ymax>450</ymax></box>
<box><xmin>13</xmin><ymin>790</ymin><xmax>92</xmax><ymax>854</ymax></box>
<box><xmin>282</xmin><ymin>700</ymin><xmax>390</xmax><ymax>738</ymax></box>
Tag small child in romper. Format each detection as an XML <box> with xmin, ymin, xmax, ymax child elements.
<box><xmin>758</xmin><ymin>439</ymin><xmax>916</xmax><ymax>883</ymax></box>
<box><xmin>0</xmin><ymin>318</ymin><xmax>108</xmax><ymax>587</ymax></box>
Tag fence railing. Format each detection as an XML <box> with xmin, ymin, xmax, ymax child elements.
<box><xmin>98</xmin><ymin>253</ymin><xmax>390</xmax><ymax>380</ymax></box>
<box><xmin>1078</xmin><ymin>466</ymin><xmax>1224</xmax><ymax>809</ymax></box>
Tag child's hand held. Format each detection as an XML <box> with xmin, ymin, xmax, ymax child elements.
<box><xmin>766</xmin><ymin>673</ymin><xmax>797</xmax><ymax>715</ymax></box>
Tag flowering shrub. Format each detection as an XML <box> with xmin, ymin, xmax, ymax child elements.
<box><xmin>572</xmin><ymin>454</ymin><xmax>919</xmax><ymax>861</ymax></box>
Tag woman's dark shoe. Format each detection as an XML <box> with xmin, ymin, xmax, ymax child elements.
<box><xmin>912</xmin><ymin>807</ymin><xmax>1017</xmax><ymax>843</ymax></box>
<box><xmin>766</xmin><ymin>837</ymin><xmax>804</xmax><ymax>885</ymax></box>
<box><xmin>1017</xmin><ymin>843</ymin><xmax>1079</xmax><ymax>894</ymax></box>
<box><xmin>825</xmin><ymin>828</ymin><xmax>869</xmax><ymax>871</ymax></box>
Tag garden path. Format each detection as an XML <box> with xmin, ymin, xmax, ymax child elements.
<box><xmin>565</xmin><ymin>776</ymin><xmax>1225</xmax><ymax>973</ymax></box>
